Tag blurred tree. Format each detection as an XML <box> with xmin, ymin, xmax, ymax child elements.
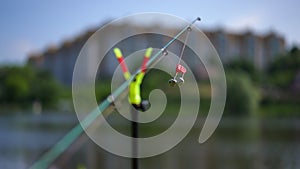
<box><xmin>225</xmin><ymin>71</ymin><xmax>260</xmax><ymax>116</ymax></box>
<box><xmin>30</xmin><ymin>70</ymin><xmax>61</xmax><ymax>107</ymax></box>
<box><xmin>0</xmin><ymin>66</ymin><xmax>32</xmax><ymax>103</ymax></box>
<box><xmin>142</xmin><ymin>69</ymin><xmax>171</xmax><ymax>96</ymax></box>
<box><xmin>4</xmin><ymin>73</ymin><xmax>30</xmax><ymax>102</ymax></box>
<box><xmin>225</xmin><ymin>58</ymin><xmax>260</xmax><ymax>83</ymax></box>
<box><xmin>0</xmin><ymin>66</ymin><xmax>61</xmax><ymax>109</ymax></box>
<box><xmin>268</xmin><ymin>47</ymin><xmax>300</xmax><ymax>88</ymax></box>
<box><xmin>95</xmin><ymin>79</ymin><xmax>111</xmax><ymax>103</ymax></box>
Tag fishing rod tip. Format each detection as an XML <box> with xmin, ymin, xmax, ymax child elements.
<box><xmin>197</xmin><ymin>17</ymin><xmax>201</xmax><ymax>21</ymax></box>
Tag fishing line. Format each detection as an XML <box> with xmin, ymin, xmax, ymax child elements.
<box><xmin>168</xmin><ymin>26</ymin><xmax>191</xmax><ymax>87</ymax></box>
<box><xmin>177</xmin><ymin>27</ymin><xmax>191</xmax><ymax>65</ymax></box>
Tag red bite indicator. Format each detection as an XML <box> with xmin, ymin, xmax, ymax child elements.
<box><xmin>176</xmin><ymin>64</ymin><xmax>186</xmax><ymax>74</ymax></box>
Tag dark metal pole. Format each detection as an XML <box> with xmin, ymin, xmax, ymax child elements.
<box><xmin>131</xmin><ymin>109</ymin><xmax>138</xmax><ymax>169</ymax></box>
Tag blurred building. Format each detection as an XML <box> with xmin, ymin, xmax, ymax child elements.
<box><xmin>206</xmin><ymin>29</ymin><xmax>285</xmax><ymax>69</ymax></box>
<box><xmin>28</xmin><ymin>22</ymin><xmax>285</xmax><ymax>85</ymax></box>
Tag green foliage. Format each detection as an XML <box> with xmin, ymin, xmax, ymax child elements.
<box><xmin>268</xmin><ymin>47</ymin><xmax>300</xmax><ymax>88</ymax></box>
<box><xmin>223</xmin><ymin>59</ymin><xmax>261</xmax><ymax>116</ymax></box>
<box><xmin>95</xmin><ymin>80</ymin><xmax>111</xmax><ymax>103</ymax></box>
<box><xmin>30</xmin><ymin>70</ymin><xmax>61</xmax><ymax>107</ymax></box>
<box><xmin>225</xmin><ymin>58</ymin><xmax>260</xmax><ymax>83</ymax></box>
<box><xmin>0</xmin><ymin>65</ymin><xmax>62</xmax><ymax>109</ymax></box>
<box><xmin>225</xmin><ymin>71</ymin><xmax>260</xmax><ymax>116</ymax></box>
<box><xmin>4</xmin><ymin>73</ymin><xmax>30</xmax><ymax>102</ymax></box>
<box><xmin>142</xmin><ymin>69</ymin><xmax>171</xmax><ymax>96</ymax></box>
<box><xmin>259</xmin><ymin>101</ymin><xmax>300</xmax><ymax>117</ymax></box>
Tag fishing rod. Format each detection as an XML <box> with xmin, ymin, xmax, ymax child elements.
<box><xmin>29</xmin><ymin>17</ymin><xmax>201</xmax><ymax>169</ymax></box>
<box><xmin>168</xmin><ymin>26</ymin><xmax>191</xmax><ymax>87</ymax></box>
<box><xmin>110</xmin><ymin>17</ymin><xmax>200</xmax><ymax>100</ymax></box>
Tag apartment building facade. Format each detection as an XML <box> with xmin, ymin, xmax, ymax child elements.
<box><xmin>28</xmin><ymin>23</ymin><xmax>285</xmax><ymax>85</ymax></box>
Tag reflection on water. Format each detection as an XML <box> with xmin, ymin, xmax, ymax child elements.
<box><xmin>0</xmin><ymin>113</ymin><xmax>78</xmax><ymax>169</ymax></box>
<box><xmin>0</xmin><ymin>113</ymin><xmax>299</xmax><ymax>169</ymax></box>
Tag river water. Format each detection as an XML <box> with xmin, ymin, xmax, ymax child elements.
<box><xmin>0</xmin><ymin>113</ymin><xmax>299</xmax><ymax>169</ymax></box>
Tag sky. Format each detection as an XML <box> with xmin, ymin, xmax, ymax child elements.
<box><xmin>0</xmin><ymin>0</ymin><xmax>299</xmax><ymax>64</ymax></box>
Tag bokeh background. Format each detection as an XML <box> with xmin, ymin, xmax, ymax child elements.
<box><xmin>0</xmin><ymin>1</ymin><xmax>300</xmax><ymax>169</ymax></box>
